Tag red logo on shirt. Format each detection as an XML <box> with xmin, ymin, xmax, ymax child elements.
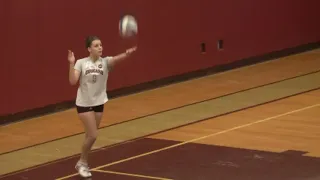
<box><xmin>85</xmin><ymin>69</ymin><xmax>104</xmax><ymax>75</ymax></box>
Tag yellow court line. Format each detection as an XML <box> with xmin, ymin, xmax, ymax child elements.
<box><xmin>55</xmin><ymin>103</ymin><xmax>320</xmax><ymax>180</ymax></box>
<box><xmin>92</xmin><ymin>169</ymin><xmax>173</xmax><ymax>180</ymax></box>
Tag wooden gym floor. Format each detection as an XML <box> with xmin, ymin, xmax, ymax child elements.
<box><xmin>0</xmin><ymin>48</ymin><xmax>320</xmax><ymax>180</ymax></box>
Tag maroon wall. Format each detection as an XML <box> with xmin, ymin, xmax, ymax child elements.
<box><xmin>1</xmin><ymin>0</ymin><xmax>319</xmax><ymax>116</ymax></box>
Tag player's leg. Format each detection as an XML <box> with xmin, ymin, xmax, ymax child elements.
<box><xmin>78</xmin><ymin>111</ymin><xmax>97</xmax><ymax>164</ymax></box>
<box><xmin>75</xmin><ymin>106</ymin><xmax>98</xmax><ymax>177</ymax></box>
<box><xmin>93</xmin><ymin>104</ymin><xmax>104</xmax><ymax>128</ymax></box>
<box><xmin>78</xmin><ymin>104</ymin><xmax>104</xmax><ymax>162</ymax></box>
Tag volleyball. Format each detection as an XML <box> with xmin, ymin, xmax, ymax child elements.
<box><xmin>119</xmin><ymin>15</ymin><xmax>138</xmax><ymax>38</ymax></box>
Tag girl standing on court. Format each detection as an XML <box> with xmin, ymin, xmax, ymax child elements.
<box><xmin>68</xmin><ymin>35</ymin><xmax>137</xmax><ymax>178</ymax></box>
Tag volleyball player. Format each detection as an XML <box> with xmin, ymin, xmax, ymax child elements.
<box><xmin>68</xmin><ymin>35</ymin><xmax>137</xmax><ymax>178</ymax></box>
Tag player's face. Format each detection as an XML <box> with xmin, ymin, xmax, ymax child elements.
<box><xmin>89</xmin><ymin>40</ymin><xmax>103</xmax><ymax>57</ymax></box>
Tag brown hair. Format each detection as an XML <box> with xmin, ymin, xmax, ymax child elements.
<box><xmin>85</xmin><ymin>35</ymin><xmax>100</xmax><ymax>48</ymax></box>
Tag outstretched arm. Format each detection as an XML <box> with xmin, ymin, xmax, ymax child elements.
<box><xmin>107</xmin><ymin>46</ymin><xmax>137</xmax><ymax>70</ymax></box>
<box><xmin>68</xmin><ymin>50</ymin><xmax>81</xmax><ymax>85</ymax></box>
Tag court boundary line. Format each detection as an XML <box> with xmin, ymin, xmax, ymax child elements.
<box><xmin>55</xmin><ymin>103</ymin><xmax>320</xmax><ymax>180</ymax></box>
<box><xmin>2</xmin><ymin>69</ymin><xmax>320</xmax><ymax>157</ymax></box>
<box><xmin>92</xmin><ymin>169</ymin><xmax>173</xmax><ymax>180</ymax></box>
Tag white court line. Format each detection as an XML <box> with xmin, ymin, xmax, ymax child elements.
<box><xmin>92</xmin><ymin>169</ymin><xmax>173</xmax><ymax>180</ymax></box>
<box><xmin>56</xmin><ymin>103</ymin><xmax>320</xmax><ymax>180</ymax></box>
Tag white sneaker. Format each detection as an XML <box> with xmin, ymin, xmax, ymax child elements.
<box><xmin>75</xmin><ymin>161</ymin><xmax>92</xmax><ymax>178</ymax></box>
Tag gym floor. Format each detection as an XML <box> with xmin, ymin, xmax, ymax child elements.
<box><xmin>1</xmin><ymin>48</ymin><xmax>320</xmax><ymax>180</ymax></box>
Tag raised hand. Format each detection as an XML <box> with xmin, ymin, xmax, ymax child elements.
<box><xmin>68</xmin><ymin>50</ymin><xmax>75</xmax><ymax>64</ymax></box>
<box><xmin>126</xmin><ymin>46</ymin><xmax>137</xmax><ymax>55</ymax></box>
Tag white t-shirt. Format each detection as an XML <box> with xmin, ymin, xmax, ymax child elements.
<box><xmin>74</xmin><ymin>56</ymin><xmax>112</xmax><ymax>107</ymax></box>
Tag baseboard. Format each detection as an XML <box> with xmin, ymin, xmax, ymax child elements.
<box><xmin>1</xmin><ymin>41</ymin><xmax>319</xmax><ymax>125</ymax></box>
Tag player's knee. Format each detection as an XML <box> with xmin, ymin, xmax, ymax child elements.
<box><xmin>87</xmin><ymin>132</ymin><xmax>97</xmax><ymax>142</ymax></box>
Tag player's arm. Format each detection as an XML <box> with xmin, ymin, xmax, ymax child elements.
<box><xmin>68</xmin><ymin>50</ymin><xmax>81</xmax><ymax>85</ymax></box>
<box><xmin>69</xmin><ymin>64</ymin><xmax>80</xmax><ymax>85</ymax></box>
<box><xmin>107</xmin><ymin>46</ymin><xmax>137</xmax><ymax>70</ymax></box>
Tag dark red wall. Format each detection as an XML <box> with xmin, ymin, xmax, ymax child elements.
<box><xmin>1</xmin><ymin>0</ymin><xmax>319</xmax><ymax>116</ymax></box>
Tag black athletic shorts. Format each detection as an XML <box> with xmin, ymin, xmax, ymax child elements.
<box><xmin>76</xmin><ymin>104</ymin><xmax>104</xmax><ymax>114</ymax></box>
